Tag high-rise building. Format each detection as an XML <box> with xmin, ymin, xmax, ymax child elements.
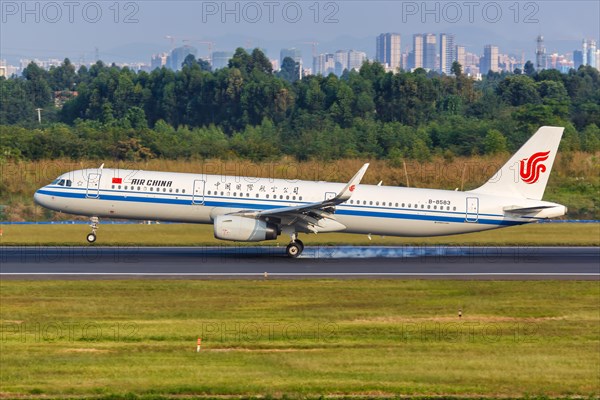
<box><xmin>280</xmin><ymin>48</ymin><xmax>302</xmax><ymax>65</ymax></box>
<box><xmin>347</xmin><ymin>50</ymin><xmax>367</xmax><ymax>71</ymax></box>
<box><xmin>151</xmin><ymin>53</ymin><xmax>169</xmax><ymax>70</ymax></box>
<box><xmin>212</xmin><ymin>51</ymin><xmax>234</xmax><ymax>69</ymax></box>
<box><xmin>536</xmin><ymin>35</ymin><xmax>547</xmax><ymax>70</ymax></box>
<box><xmin>480</xmin><ymin>45</ymin><xmax>499</xmax><ymax>74</ymax></box>
<box><xmin>439</xmin><ymin>33</ymin><xmax>456</xmax><ymax>74</ymax></box>
<box><xmin>412</xmin><ymin>34</ymin><xmax>424</xmax><ymax>69</ymax></box>
<box><xmin>587</xmin><ymin>40</ymin><xmax>597</xmax><ymax>68</ymax></box>
<box><xmin>583</xmin><ymin>40</ymin><xmax>588</xmax><ymax>65</ymax></box>
<box><xmin>456</xmin><ymin>46</ymin><xmax>466</xmax><ymax>70</ymax></box>
<box><xmin>313</xmin><ymin>53</ymin><xmax>335</xmax><ymax>75</ymax></box>
<box><xmin>376</xmin><ymin>33</ymin><xmax>402</xmax><ymax>71</ymax></box>
<box><xmin>424</xmin><ymin>34</ymin><xmax>437</xmax><ymax>70</ymax></box>
<box><xmin>573</xmin><ymin>50</ymin><xmax>584</xmax><ymax>69</ymax></box>
<box><xmin>167</xmin><ymin>45</ymin><xmax>197</xmax><ymax>70</ymax></box>
<box><xmin>334</xmin><ymin>50</ymin><xmax>349</xmax><ymax>76</ymax></box>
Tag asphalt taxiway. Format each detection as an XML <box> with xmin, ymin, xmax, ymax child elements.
<box><xmin>1</xmin><ymin>246</ymin><xmax>598</xmax><ymax>280</ymax></box>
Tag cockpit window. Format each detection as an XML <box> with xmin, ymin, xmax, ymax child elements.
<box><xmin>51</xmin><ymin>178</ymin><xmax>72</xmax><ymax>187</ymax></box>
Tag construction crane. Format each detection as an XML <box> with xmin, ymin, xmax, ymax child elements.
<box><xmin>182</xmin><ymin>38</ymin><xmax>215</xmax><ymax>63</ymax></box>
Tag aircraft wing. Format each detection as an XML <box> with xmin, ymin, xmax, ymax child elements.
<box><xmin>233</xmin><ymin>163</ymin><xmax>369</xmax><ymax>233</ymax></box>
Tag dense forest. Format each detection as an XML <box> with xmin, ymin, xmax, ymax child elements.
<box><xmin>1</xmin><ymin>48</ymin><xmax>599</xmax><ymax>161</ymax></box>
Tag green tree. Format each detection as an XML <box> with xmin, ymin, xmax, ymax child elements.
<box><xmin>483</xmin><ymin>129</ymin><xmax>508</xmax><ymax>154</ymax></box>
<box><xmin>451</xmin><ymin>61</ymin><xmax>462</xmax><ymax>77</ymax></box>
<box><xmin>524</xmin><ymin>61</ymin><xmax>536</xmax><ymax>76</ymax></box>
<box><xmin>278</xmin><ymin>56</ymin><xmax>299</xmax><ymax>83</ymax></box>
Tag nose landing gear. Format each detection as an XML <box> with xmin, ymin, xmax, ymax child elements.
<box><xmin>87</xmin><ymin>217</ymin><xmax>99</xmax><ymax>243</ymax></box>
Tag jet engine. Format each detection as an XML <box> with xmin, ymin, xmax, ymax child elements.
<box><xmin>213</xmin><ymin>215</ymin><xmax>279</xmax><ymax>242</ymax></box>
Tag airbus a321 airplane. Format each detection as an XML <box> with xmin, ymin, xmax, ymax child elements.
<box><xmin>34</xmin><ymin>126</ymin><xmax>566</xmax><ymax>257</ymax></box>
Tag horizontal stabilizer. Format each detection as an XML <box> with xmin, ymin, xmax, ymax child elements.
<box><xmin>503</xmin><ymin>205</ymin><xmax>554</xmax><ymax>214</ymax></box>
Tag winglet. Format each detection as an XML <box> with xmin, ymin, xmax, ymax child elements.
<box><xmin>333</xmin><ymin>163</ymin><xmax>369</xmax><ymax>203</ymax></box>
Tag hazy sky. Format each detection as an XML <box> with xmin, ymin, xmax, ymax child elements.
<box><xmin>1</xmin><ymin>0</ymin><xmax>599</xmax><ymax>64</ymax></box>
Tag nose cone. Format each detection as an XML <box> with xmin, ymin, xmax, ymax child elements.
<box><xmin>33</xmin><ymin>189</ymin><xmax>50</xmax><ymax>209</ymax></box>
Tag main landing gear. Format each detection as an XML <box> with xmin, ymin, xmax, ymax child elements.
<box><xmin>87</xmin><ymin>216</ymin><xmax>99</xmax><ymax>243</ymax></box>
<box><xmin>286</xmin><ymin>233</ymin><xmax>304</xmax><ymax>258</ymax></box>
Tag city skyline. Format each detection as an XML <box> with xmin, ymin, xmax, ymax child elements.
<box><xmin>1</xmin><ymin>1</ymin><xmax>598</xmax><ymax>67</ymax></box>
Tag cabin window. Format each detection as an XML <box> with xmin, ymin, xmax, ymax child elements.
<box><xmin>279</xmin><ymin>195</ymin><xmax>283</xmax><ymax>200</ymax></box>
<box><xmin>169</xmin><ymin>188</ymin><xmax>173</xmax><ymax>193</ymax></box>
<box><xmin>369</xmin><ymin>201</ymin><xmax>373</xmax><ymax>205</ymax></box>
<box><xmin>447</xmin><ymin>206</ymin><xmax>450</xmax><ymax>210</ymax></box>
<box><xmin>299</xmin><ymin>196</ymin><xmax>303</xmax><ymax>201</ymax></box>
<box><xmin>182</xmin><ymin>189</ymin><xmax>186</xmax><ymax>194</ymax></box>
<box><xmin>293</xmin><ymin>196</ymin><xmax>296</xmax><ymax>201</ymax></box>
<box><xmin>176</xmin><ymin>189</ymin><xmax>179</xmax><ymax>193</ymax></box>
<box><xmin>149</xmin><ymin>187</ymin><xmax>153</xmax><ymax>191</ymax></box>
<box><xmin>427</xmin><ymin>205</ymin><xmax>431</xmax><ymax>209</ymax></box>
<box><xmin>453</xmin><ymin>206</ymin><xmax>456</xmax><ymax>211</ymax></box>
<box><xmin>66</xmin><ymin>180</ymin><xmax>72</xmax><ymax>187</ymax></box>
<box><xmin>266</xmin><ymin>194</ymin><xmax>270</xmax><ymax>199</ymax></box>
<box><xmin>119</xmin><ymin>185</ymin><xmax>122</xmax><ymax>190</ymax></box>
<box><xmin>395</xmin><ymin>203</ymin><xmax>398</xmax><ymax>207</ymax></box>
<box><xmin>421</xmin><ymin>204</ymin><xmax>424</xmax><ymax>209</ymax></box>
<box><xmin>256</xmin><ymin>193</ymin><xmax>260</xmax><ymax>198</ymax></box>
<box><xmin>207</xmin><ymin>190</ymin><xmax>211</xmax><ymax>195</ymax></box>
<box><xmin>408</xmin><ymin>204</ymin><xmax>411</xmax><ymax>208</ymax></box>
<box><xmin>112</xmin><ymin>185</ymin><xmax>115</xmax><ymax>189</ymax></box>
<box><xmin>233</xmin><ymin>192</ymin><xmax>237</xmax><ymax>197</ymax></box>
<box><xmin>286</xmin><ymin>195</ymin><xmax>289</xmax><ymax>200</ymax></box>
<box><xmin>376</xmin><ymin>201</ymin><xmax>379</xmax><ymax>206</ymax></box>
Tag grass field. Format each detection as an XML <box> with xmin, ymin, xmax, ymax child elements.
<box><xmin>0</xmin><ymin>222</ymin><xmax>599</xmax><ymax>246</ymax></box>
<box><xmin>1</xmin><ymin>153</ymin><xmax>599</xmax><ymax>221</ymax></box>
<box><xmin>1</xmin><ymin>280</ymin><xmax>599</xmax><ymax>398</ymax></box>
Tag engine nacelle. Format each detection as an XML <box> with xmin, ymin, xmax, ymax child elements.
<box><xmin>213</xmin><ymin>215</ymin><xmax>279</xmax><ymax>242</ymax></box>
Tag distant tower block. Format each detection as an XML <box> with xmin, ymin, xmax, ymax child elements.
<box><xmin>536</xmin><ymin>35</ymin><xmax>547</xmax><ymax>70</ymax></box>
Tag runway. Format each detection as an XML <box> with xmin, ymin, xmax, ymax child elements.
<box><xmin>1</xmin><ymin>246</ymin><xmax>598</xmax><ymax>280</ymax></box>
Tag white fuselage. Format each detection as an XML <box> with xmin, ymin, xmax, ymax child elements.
<box><xmin>34</xmin><ymin>168</ymin><xmax>566</xmax><ymax>237</ymax></box>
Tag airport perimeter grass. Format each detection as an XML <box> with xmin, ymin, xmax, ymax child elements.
<box><xmin>0</xmin><ymin>280</ymin><xmax>599</xmax><ymax>398</ymax></box>
<box><xmin>0</xmin><ymin>222</ymin><xmax>599</xmax><ymax>246</ymax></box>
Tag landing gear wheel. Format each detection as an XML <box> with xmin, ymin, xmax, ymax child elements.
<box><xmin>286</xmin><ymin>242</ymin><xmax>303</xmax><ymax>258</ymax></box>
<box><xmin>87</xmin><ymin>217</ymin><xmax>99</xmax><ymax>244</ymax></box>
<box><xmin>296</xmin><ymin>239</ymin><xmax>304</xmax><ymax>253</ymax></box>
<box><xmin>86</xmin><ymin>233</ymin><xmax>97</xmax><ymax>243</ymax></box>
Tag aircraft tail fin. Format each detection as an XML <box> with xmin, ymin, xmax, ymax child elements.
<box><xmin>470</xmin><ymin>126</ymin><xmax>563</xmax><ymax>200</ymax></box>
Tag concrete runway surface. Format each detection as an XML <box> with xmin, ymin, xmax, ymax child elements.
<box><xmin>1</xmin><ymin>246</ymin><xmax>598</xmax><ymax>280</ymax></box>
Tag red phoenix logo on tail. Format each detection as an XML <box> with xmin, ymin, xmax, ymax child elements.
<box><xmin>519</xmin><ymin>151</ymin><xmax>550</xmax><ymax>184</ymax></box>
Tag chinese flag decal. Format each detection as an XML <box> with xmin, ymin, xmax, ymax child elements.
<box><xmin>112</xmin><ymin>178</ymin><xmax>122</xmax><ymax>184</ymax></box>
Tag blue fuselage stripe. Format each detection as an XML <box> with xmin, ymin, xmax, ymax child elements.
<box><xmin>35</xmin><ymin>189</ymin><xmax>525</xmax><ymax>227</ymax></box>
